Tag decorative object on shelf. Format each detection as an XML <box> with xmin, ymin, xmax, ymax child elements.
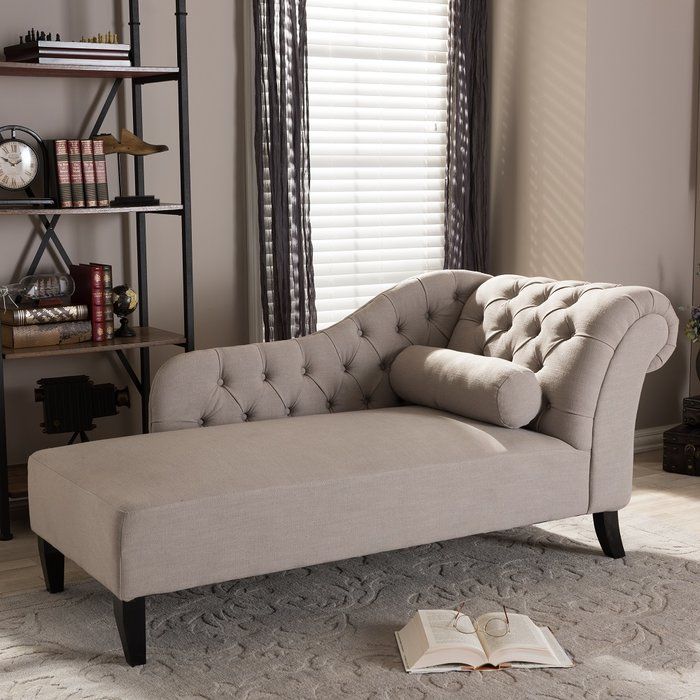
<box><xmin>4</xmin><ymin>32</ymin><xmax>130</xmax><ymax>66</ymax></box>
<box><xmin>95</xmin><ymin>129</ymin><xmax>167</xmax><ymax>207</ymax></box>
<box><xmin>2</xmin><ymin>320</ymin><xmax>91</xmax><ymax>350</ymax></box>
<box><xmin>0</xmin><ymin>273</ymin><xmax>74</xmax><ymax>309</ymax></box>
<box><xmin>0</xmin><ymin>125</ymin><xmax>53</xmax><ymax>206</ymax></box>
<box><xmin>70</xmin><ymin>263</ymin><xmax>114</xmax><ymax>342</ymax></box>
<box><xmin>34</xmin><ymin>375</ymin><xmax>130</xmax><ymax>445</ymax></box>
<box><xmin>684</xmin><ymin>305</ymin><xmax>700</xmax><ymax>380</ymax></box>
<box><xmin>112</xmin><ymin>285</ymin><xmax>139</xmax><ymax>338</ymax></box>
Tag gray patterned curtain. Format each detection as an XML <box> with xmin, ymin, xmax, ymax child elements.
<box><xmin>444</xmin><ymin>0</ymin><xmax>490</xmax><ymax>272</ymax></box>
<box><xmin>253</xmin><ymin>0</ymin><xmax>316</xmax><ymax>341</ymax></box>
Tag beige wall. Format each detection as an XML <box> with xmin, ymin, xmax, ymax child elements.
<box><xmin>1</xmin><ymin>1</ymin><xmax>248</xmax><ymax>463</ymax></box>
<box><xmin>490</xmin><ymin>0</ymin><xmax>587</xmax><ymax>280</ymax></box>
<box><xmin>491</xmin><ymin>0</ymin><xmax>697</xmax><ymax>429</ymax></box>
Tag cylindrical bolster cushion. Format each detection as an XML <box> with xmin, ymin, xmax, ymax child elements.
<box><xmin>390</xmin><ymin>346</ymin><xmax>543</xmax><ymax>428</ymax></box>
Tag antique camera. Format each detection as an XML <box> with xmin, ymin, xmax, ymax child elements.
<box><xmin>35</xmin><ymin>375</ymin><xmax>130</xmax><ymax>440</ymax></box>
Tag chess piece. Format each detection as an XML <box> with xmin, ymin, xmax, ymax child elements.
<box><xmin>47</xmin><ymin>33</ymin><xmax>52</xmax><ymax>41</ymax></box>
<box><xmin>19</xmin><ymin>35</ymin><xmax>23</xmax><ymax>44</ymax></box>
<box><xmin>56</xmin><ymin>33</ymin><xmax>61</xmax><ymax>41</ymax></box>
<box><xmin>96</xmin><ymin>129</ymin><xmax>168</xmax><ymax>156</ymax></box>
<box><xmin>39</xmin><ymin>31</ymin><xmax>46</xmax><ymax>41</ymax></box>
<box><xmin>30</xmin><ymin>28</ymin><xmax>35</xmax><ymax>42</ymax></box>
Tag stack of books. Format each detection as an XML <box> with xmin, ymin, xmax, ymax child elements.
<box><xmin>1</xmin><ymin>262</ymin><xmax>114</xmax><ymax>350</ymax></box>
<box><xmin>51</xmin><ymin>139</ymin><xmax>109</xmax><ymax>209</ymax></box>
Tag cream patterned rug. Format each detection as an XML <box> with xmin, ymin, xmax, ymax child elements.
<box><xmin>0</xmin><ymin>513</ymin><xmax>699</xmax><ymax>699</ymax></box>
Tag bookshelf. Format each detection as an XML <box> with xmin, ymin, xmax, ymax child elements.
<box><xmin>0</xmin><ymin>0</ymin><xmax>194</xmax><ymax>540</ymax></box>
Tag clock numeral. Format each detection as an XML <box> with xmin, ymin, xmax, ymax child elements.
<box><xmin>10</xmin><ymin>143</ymin><xmax>17</xmax><ymax>153</ymax></box>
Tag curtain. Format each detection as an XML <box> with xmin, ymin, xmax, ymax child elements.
<box><xmin>253</xmin><ymin>0</ymin><xmax>316</xmax><ymax>341</ymax></box>
<box><xmin>444</xmin><ymin>0</ymin><xmax>490</xmax><ymax>272</ymax></box>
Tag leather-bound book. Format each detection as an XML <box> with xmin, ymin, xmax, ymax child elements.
<box><xmin>80</xmin><ymin>139</ymin><xmax>98</xmax><ymax>207</ymax></box>
<box><xmin>92</xmin><ymin>139</ymin><xmax>110</xmax><ymax>206</ymax></box>
<box><xmin>0</xmin><ymin>304</ymin><xmax>89</xmax><ymax>326</ymax></box>
<box><xmin>70</xmin><ymin>263</ymin><xmax>108</xmax><ymax>341</ymax></box>
<box><xmin>67</xmin><ymin>140</ymin><xmax>85</xmax><ymax>207</ymax></box>
<box><xmin>2</xmin><ymin>321</ymin><xmax>92</xmax><ymax>349</ymax></box>
<box><xmin>53</xmin><ymin>140</ymin><xmax>72</xmax><ymax>208</ymax></box>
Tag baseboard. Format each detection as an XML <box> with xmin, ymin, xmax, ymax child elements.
<box><xmin>634</xmin><ymin>424</ymin><xmax>674</xmax><ymax>453</ymax></box>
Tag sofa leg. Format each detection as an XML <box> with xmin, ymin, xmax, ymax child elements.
<box><xmin>113</xmin><ymin>595</ymin><xmax>146</xmax><ymax>666</ymax></box>
<box><xmin>37</xmin><ymin>537</ymin><xmax>64</xmax><ymax>593</ymax></box>
<box><xmin>593</xmin><ymin>511</ymin><xmax>625</xmax><ymax>559</ymax></box>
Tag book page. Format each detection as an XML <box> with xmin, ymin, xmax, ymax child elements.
<box><xmin>476</xmin><ymin>613</ymin><xmax>556</xmax><ymax>667</ymax></box>
<box><xmin>420</xmin><ymin>610</ymin><xmax>483</xmax><ymax>650</ymax></box>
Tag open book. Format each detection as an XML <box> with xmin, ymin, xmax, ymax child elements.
<box><xmin>395</xmin><ymin>610</ymin><xmax>572</xmax><ymax>672</ymax></box>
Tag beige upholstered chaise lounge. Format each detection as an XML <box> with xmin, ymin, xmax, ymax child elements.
<box><xmin>28</xmin><ymin>271</ymin><xmax>678</xmax><ymax>665</ymax></box>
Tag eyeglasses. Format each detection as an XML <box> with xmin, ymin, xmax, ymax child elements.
<box><xmin>450</xmin><ymin>603</ymin><xmax>511</xmax><ymax>638</ymax></box>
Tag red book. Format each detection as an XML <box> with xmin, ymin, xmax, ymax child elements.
<box><xmin>80</xmin><ymin>140</ymin><xmax>98</xmax><ymax>207</ymax></box>
<box><xmin>92</xmin><ymin>139</ymin><xmax>110</xmax><ymax>207</ymax></box>
<box><xmin>54</xmin><ymin>140</ymin><xmax>72</xmax><ymax>208</ymax></box>
<box><xmin>69</xmin><ymin>263</ymin><xmax>110</xmax><ymax>342</ymax></box>
<box><xmin>67</xmin><ymin>140</ymin><xmax>85</xmax><ymax>208</ymax></box>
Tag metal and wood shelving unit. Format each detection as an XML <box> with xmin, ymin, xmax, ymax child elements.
<box><xmin>0</xmin><ymin>0</ymin><xmax>194</xmax><ymax>540</ymax></box>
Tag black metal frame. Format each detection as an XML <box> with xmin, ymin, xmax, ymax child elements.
<box><xmin>0</xmin><ymin>0</ymin><xmax>194</xmax><ymax>540</ymax></box>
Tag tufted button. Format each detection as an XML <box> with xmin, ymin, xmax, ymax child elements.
<box><xmin>379</xmin><ymin>361</ymin><xmax>387</xmax><ymax>371</ymax></box>
<box><xmin>241</xmin><ymin>413</ymin><xmax>248</xmax><ymax>422</ymax></box>
<box><xmin>362</xmin><ymin>396</ymin><xmax>370</xmax><ymax>407</ymax></box>
<box><xmin>326</xmin><ymin>400</ymin><xmax>333</xmax><ymax>410</ymax></box>
<box><xmin>395</xmin><ymin>325</ymin><xmax>400</xmax><ymax>332</ymax></box>
<box><xmin>217</xmin><ymin>378</ymin><xmax>224</xmax><ymax>387</ymax></box>
<box><xmin>343</xmin><ymin>364</ymin><xmax>350</xmax><ymax>373</ymax></box>
<box><xmin>261</xmin><ymin>372</ymin><xmax>267</xmax><ymax>381</ymax></box>
<box><xmin>357</xmin><ymin>328</ymin><xmax>363</xmax><ymax>337</ymax></box>
<box><xmin>301</xmin><ymin>366</ymin><xmax>307</xmax><ymax>375</ymax></box>
<box><xmin>198</xmin><ymin>418</ymin><xmax>204</xmax><ymax>426</ymax></box>
<box><xmin>285</xmin><ymin>407</ymin><xmax>291</xmax><ymax>416</ymax></box>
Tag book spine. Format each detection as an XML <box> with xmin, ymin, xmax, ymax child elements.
<box><xmin>67</xmin><ymin>140</ymin><xmax>85</xmax><ymax>207</ymax></box>
<box><xmin>90</xmin><ymin>263</ymin><xmax>106</xmax><ymax>342</ymax></box>
<box><xmin>0</xmin><ymin>305</ymin><xmax>89</xmax><ymax>326</ymax></box>
<box><xmin>102</xmin><ymin>263</ymin><xmax>114</xmax><ymax>339</ymax></box>
<box><xmin>80</xmin><ymin>140</ymin><xmax>98</xmax><ymax>207</ymax></box>
<box><xmin>92</xmin><ymin>139</ymin><xmax>110</xmax><ymax>207</ymax></box>
<box><xmin>53</xmin><ymin>140</ymin><xmax>72</xmax><ymax>208</ymax></box>
<box><xmin>1</xmin><ymin>321</ymin><xmax>92</xmax><ymax>349</ymax></box>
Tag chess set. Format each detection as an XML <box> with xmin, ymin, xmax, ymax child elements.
<box><xmin>4</xmin><ymin>28</ymin><xmax>130</xmax><ymax>66</ymax></box>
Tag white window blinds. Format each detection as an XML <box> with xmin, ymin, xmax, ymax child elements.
<box><xmin>306</xmin><ymin>0</ymin><xmax>449</xmax><ymax>328</ymax></box>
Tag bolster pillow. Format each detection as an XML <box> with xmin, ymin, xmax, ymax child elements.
<box><xmin>390</xmin><ymin>346</ymin><xmax>542</xmax><ymax>429</ymax></box>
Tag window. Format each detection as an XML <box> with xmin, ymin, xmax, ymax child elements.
<box><xmin>306</xmin><ymin>0</ymin><xmax>449</xmax><ymax>328</ymax></box>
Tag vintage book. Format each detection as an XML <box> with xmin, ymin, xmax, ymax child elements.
<box><xmin>96</xmin><ymin>263</ymin><xmax>114</xmax><ymax>340</ymax></box>
<box><xmin>92</xmin><ymin>139</ymin><xmax>110</xmax><ymax>206</ymax></box>
<box><xmin>1</xmin><ymin>321</ymin><xmax>92</xmax><ymax>349</ymax></box>
<box><xmin>395</xmin><ymin>610</ymin><xmax>572</xmax><ymax>673</ymax></box>
<box><xmin>67</xmin><ymin>140</ymin><xmax>85</xmax><ymax>207</ymax></box>
<box><xmin>53</xmin><ymin>139</ymin><xmax>72</xmax><ymax>208</ymax></box>
<box><xmin>69</xmin><ymin>263</ymin><xmax>109</xmax><ymax>341</ymax></box>
<box><xmin>80</xmin><ymin>140</ymin><xmax>98</xmax><ymax>207</ymax></box>
<box><xmin>4</xmin><ymin>40</ymin><xmax>131</xmax><ymax>66</ymax></box>
<box><xmin>0</xmin><ymin>304</ymin><xmax>88</xmax><ymax>326</ymax></box>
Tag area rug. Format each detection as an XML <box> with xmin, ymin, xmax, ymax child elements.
<box><xmin>1</xmin><ymin>512</ymin><xmax>699</xmax><ymax>699</ymax></box>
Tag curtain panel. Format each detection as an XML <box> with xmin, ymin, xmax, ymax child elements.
<box><xmin>444</xmin><ymin>0</ymin><xmax>490</xmax><ymax>272</ymax></box>
<box><xmin>253</xmin><ymin>0</ymin><xmax>316</xmax><ymax>341</ymax></box>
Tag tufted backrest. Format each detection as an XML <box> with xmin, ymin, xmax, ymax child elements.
<box><xmin>447</xmin><ymin>275</ymin><xmax>678</xmax><ymax>450</ymax></box>
<box><xmin>150</xmin><ymin>270</ymin><xmax>490</xmax><ymax>432</ymax></box>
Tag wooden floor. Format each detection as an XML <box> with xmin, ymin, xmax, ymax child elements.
<box><xmin>1</xmin><ymin>450</ymin><xmax>698</xmax><ymax>598</ymax></box>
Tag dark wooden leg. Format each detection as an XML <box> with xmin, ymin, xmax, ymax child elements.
<box><xmin>593</xmin><ymin>511</ymin><xmax>625</xmax><ymax>559</ymax></box>
<box><xmin>113</xmin><ymin>595</ymin><xmax>146</xmax><ymax>666</ymax></box>
<box><xmin>37</xmin><ymin>537</ymin><xmax>64</xmax><ymax>593</ymax></box>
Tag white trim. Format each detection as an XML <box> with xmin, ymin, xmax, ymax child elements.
<box><xmin>634</xmin><ymin>424</ymin><xmax>674</xmax><ymax>453</ymax></box>
<box><xmin>243</xmin><ymin>0</ymin><xmax>264</xmax><ymax>343</ymax></box>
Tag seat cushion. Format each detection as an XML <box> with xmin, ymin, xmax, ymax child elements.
<box><xmin>29</xmin><ymin>406</ymin><xmax>590</xmax><ymax>600</ymax></box>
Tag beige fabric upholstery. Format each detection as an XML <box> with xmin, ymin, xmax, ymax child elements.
<box><xmin>150</xmin><ymin>270</ymin><xmax>490</xmax><ymax>432</ymax></box>
<box><xmin>390</xmin><ymin>346</ymin><xmax>542</xmax><ymax>428</ymax></box>
<box><xmin>29</xmin><ymin>406</ymin><xmax>589</xmax><ymax>600</ymax></box>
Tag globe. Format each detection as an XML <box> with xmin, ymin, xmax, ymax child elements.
<box><xmin>112</xmin><ymin>285</ymin><xmax>138</xmax><ymax>337</ymax></box>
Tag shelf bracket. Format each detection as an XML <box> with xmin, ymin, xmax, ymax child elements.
<box><xmin>116</xmin><ymin>350</ymin><xmax>144</xmax><ymax>395</ymax></box>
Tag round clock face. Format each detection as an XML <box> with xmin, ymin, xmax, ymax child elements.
<box><xmin>0</xmin><ymin>139</ymin><xmax>39</xmax><ymax>191</ymax></box>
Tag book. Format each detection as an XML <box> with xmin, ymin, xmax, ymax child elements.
<box><xmin>80</xmin><ymin>139</ymin><xmax>98</xmax><ymax>207</ymax></box>
<box><xmin>4</xmin><ymin>40</ymin><xmax>131</xmax><ymax>66</ymax></box>
<box><xmin>0</xmin><ymin>304</ymin><xmax>88</xmax><ymax>326</ymax></box>
<box><xmin>67</xmin><ymin>140</ymin><xmax>85</xmax><ymax>207</ymax></box>
<box><xmin>53</xmin><ymin>140</ymin><xmax>72</xmax><ymax>208</ymax></box>
<box><xmin>92</xmin><ymin>139</ymin><xmax>110</xmax><ymax>206</ymax></box>
<box><xmin>395</xmin><ymin>610</ymin><xmax>573</xmax><ymax>672</ymax></box>
<box><xmin>70</xmin><ymin>263</ymin><xmax>114</xmax><ymax>341</ymax></box>
<box><xmin>97</xmin><ymin>263</ymin><xmax>114</xmax><ymax>340</ymax></box>
<box><xmin>1</xmin><ymin>321</ymin><xmax>92</xmax><ymax>349</ymax></box>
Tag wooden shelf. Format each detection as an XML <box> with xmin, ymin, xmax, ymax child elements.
<box><xmin>0</xmin><ymin>203</ymin><xmax>182</xmax><ymax>216</ymax></box>
<box><xmin>0</xmin><ymin>61</ymin><xmax>179</xmax><ymax>80</ymax></box>
<box><xmin>8</xmin><ymin>464</ymin><xmax>27</xmax><ymax>500</ymax></box>
<box><xmin>3</xmin><ymin>327</ymin><xmax>186</xmax><ymax>360</ymax></box>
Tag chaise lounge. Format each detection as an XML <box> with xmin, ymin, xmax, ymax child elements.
<box><xmin>28</xmin><ymin>271</ymin><xmax>678</xmax><ymax>665</ymax></box>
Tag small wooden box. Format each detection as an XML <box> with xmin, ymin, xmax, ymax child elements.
<box><xmin>663</xmin><ymin>424</ymin><xmax>700</xmax><ymax>476</ymax></box>
<box><xmin>682</xmin><ymin>395</ymin><xmax>700</xmax><ymax>427</ymax></box>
